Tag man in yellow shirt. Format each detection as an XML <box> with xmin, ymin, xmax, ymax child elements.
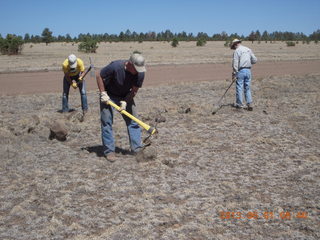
<box><xmin>62</xmin><ymin>54</ymin><xmax>88</xmax><ymax>115</ymax></box>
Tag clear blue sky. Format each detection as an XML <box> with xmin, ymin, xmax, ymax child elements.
<box><xmin>0</xmin><ymin>0</ymin><xmax>319</xmax><ymax>37</ymax></box>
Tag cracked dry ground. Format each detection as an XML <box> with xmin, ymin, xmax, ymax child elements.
<box><xmin>0</xmin><ymin>74</ymin><xmax>319</xmax><ymax>240</ymax></box>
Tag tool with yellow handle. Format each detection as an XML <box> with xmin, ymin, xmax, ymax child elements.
<box><xmin>107</xmin><ymin>100</ymin><xmax>157</xmax><ymax>135</ymax></box>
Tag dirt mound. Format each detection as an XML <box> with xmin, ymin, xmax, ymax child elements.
<box><xmin>49</xmin><ymin>120</ymin><xmax>68</xmax><ymax>141</ymax></box>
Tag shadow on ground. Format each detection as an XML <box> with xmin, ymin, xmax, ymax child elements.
<box><xmin>82</xmin><ymin>145</ymin><xmax>132</xmax><ymax>157</ymax></box>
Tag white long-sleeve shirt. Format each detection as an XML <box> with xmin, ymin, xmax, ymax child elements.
<box><xmin>232</xmin><ymin>45</ymin><xmax>257</xmax><ymax>73</ymax></box>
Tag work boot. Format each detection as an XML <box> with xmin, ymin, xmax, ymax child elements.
<box><xmin>233</xmin><ymin>103</ymin><xmax>244</xmax><ymax>109</ymax></box>
<box><xmin>247</xmin><ymin>103</ymin><xmax>253</xmax><ymax>111</ymax></box>
<box><xmin>105</xmin><ymin>152</ymin><xmax>117</xmax><ymax>162</ymax></box>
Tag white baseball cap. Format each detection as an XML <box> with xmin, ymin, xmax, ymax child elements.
<box><xmin>129</xmin><ymin>53</ymin><xmax>146</xmax><ymax>73</ymax></box>
<box><xmin>68</xmin><ymin>54</ymin><xmax>77</xmax><ymax>68</ymax></box>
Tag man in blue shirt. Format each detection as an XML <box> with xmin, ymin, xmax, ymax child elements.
<box><xmin>96</xmin><ymin>53</ymin><xmax>146</xmax><ymax>162</ymax></box>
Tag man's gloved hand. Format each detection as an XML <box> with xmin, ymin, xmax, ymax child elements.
<box><xmin>119</xmin><ymin>101</ymin><xmax>127</xmax><ymax>112</ymax></box>
<box><xmin>100</xmin><ymin>91</ymin><xmax>110</xmax><ymax>103</ymax></box>
<box><xmin>78</xmin><ymin>77</ymin><xmax>83</xmax><ymax>81</ymax></box>
<box><xmin>71</xmin><ymin>82</ymin><xmax>78</xmax><ymax>89</ymax></box>
<box><xmin>232</xmin><ymin>72</ymin><xmax>237</xmax><ymax>81</ymax></box>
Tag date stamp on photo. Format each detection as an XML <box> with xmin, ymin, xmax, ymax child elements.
<box><xmin>219</xmin><ymin>211</ymin><xmax>308</xmax><ymax>220</ymax></box>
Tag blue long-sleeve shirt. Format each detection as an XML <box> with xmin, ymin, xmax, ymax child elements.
<box><xmin>100</xmin><ymin>60</ymin><xmax>144</xmax><ymax>98</ymax></box>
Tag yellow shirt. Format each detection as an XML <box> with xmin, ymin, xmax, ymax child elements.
<box><xmin>62</xmin><ymin>58</ymin><xmax>85</xmax><ymax>76</ymax></box>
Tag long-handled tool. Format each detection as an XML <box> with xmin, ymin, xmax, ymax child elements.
<box><xmin>79</xmin><ymin>57</ymin><xmax>94</xmax><ymax>81</ymax></box>
<box><xmin>212</xmin><ymin>78</ymin><xmax>236</xmax><ymax>114</ymax></box>
<box><xmin>107</xmin><ymin>100</ymin><xmax>157</xmax><ymax>135</ymax></box>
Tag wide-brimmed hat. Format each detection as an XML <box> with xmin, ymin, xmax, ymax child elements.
<box><xmin>129</xmin><ymin>53</ymin><xmax>146</xmax><ymax>73</ymax></box>
<box><xmin>230</xmin><ymin>39</ymin><xmax>242</xmax><ymax>49</ymax></box>
<box><xmin>68</xmin><ymin>54</ymin><xmax>77</xmax><ymax>68</ymax></box>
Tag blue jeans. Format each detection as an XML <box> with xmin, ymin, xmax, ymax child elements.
<box><xmin>100</xmin><ymin>97</ymin><xmax>142</xmax><ymax>155</ymax></box>
<box><xmin>236</xmin><ymin>69</ymin><xmax>252</xmax><ymax>106</ymax></box>
<box><xmin>62</xmin><ymin>75</ymin><xmax>88</xmax><ymax>112</ymax></box>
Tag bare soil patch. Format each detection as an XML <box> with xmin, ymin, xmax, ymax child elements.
<box><xmin>0</xmin><ymin>60</ymin><xmax>320</xmax><ymax>95</ymax></box>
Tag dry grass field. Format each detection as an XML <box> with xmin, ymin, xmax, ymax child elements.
<box><xmin>0</xmin><ymin>72</ymin><xmax>319</xmax><ymax>239</ymax></box>
<box><xmin>0</xmin><ymin>41</ymin><xmax>319</xmax><ymax>239</ymax></box>
<box><xmin>0</xmin><ymin>41</ymin><xmax>320</xmax><ymax>72</ymax></box>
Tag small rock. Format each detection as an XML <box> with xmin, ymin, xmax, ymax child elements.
<box><xmin>155</xmin><ymin>115</ymin><xmax>166</xmax><ymax>123</ymax></box>
<box><xmin>178</xmin><ymin>105</ymin><xmax>191</xmax><ymax>114</ymax></box>
<box><xmin>49</xmin><ymin>120</ymin><xmax>68</xmax><ymax>141</ymax></box>
<box><xmin>162</xmin><ymin>159</ymin><xmax>174</xmax><ymax>168</ymax></box>
<box><xmin>27</xmin><ymin>127</ymin><xmax>35</xmax><ymax>133</ymax></box>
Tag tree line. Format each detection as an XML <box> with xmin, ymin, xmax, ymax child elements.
<box><xmin>4</xmin><ymin>28</ymin><xmax>320</xmax><ymax>44</ymax></box>
<box><xmin>1</xmin><ymin>28</ymin><xmax>319</xmax><ymax>55</ymax></box>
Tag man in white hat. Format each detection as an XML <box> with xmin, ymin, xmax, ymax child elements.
<box><xmin>61</xmin><ymin>54</ymin><xmax>88</xmax><ymax>115</ymax></box>
<box><xmin>230</xmin><ymin>39</ymin><xmax>257</xmax><ymax>110</ymax></box>
<box><xmin>96</xmin><ymin>53</ymin><xmax>146</xmax><ymax>162</ymax></box>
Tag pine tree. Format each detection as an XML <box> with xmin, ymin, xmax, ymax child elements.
<box><xmin>41</xmin><ymin>28</ymin><xmax>53</xmax><ymax>45</ymax></box>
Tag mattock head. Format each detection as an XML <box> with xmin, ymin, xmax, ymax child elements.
<box><xmin>143</xmin><ymin>123</ymin><xmax>158</xmax><ymax>147</ymax></box>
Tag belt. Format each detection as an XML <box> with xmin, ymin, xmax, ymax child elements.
<box><xmin>239</xmin><ymin>67</ymin><xmax>251</xmax><ymax>70</ymax></box>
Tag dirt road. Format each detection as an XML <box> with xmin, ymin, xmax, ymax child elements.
<box><xmin>0</xmin><ymin>60</ymin><xmax>320</xmax><ymax>95</ymax></box>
